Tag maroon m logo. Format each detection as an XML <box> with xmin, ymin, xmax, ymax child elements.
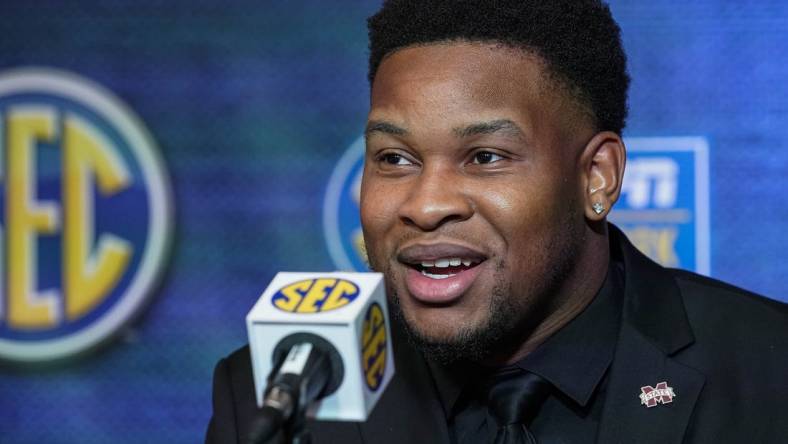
<box><xmin>639</xmin><ymin>381</ymin><xmax>676</xmax><ymax>408</ymax></box>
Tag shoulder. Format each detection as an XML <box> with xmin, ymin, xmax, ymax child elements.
<box><xmin>205</xmin><ymin>345</ymin><xmax>257</xmax><ymax>444</ymax></box>
<box><xmin>223</xmin><ymin>345</ymin><xmax>254</xmax><ymax>381</ymax></box>
<box><xmin>662</xmin><ymin>272</ymin><xmax>788</xmax><ymax>439</ymax></box>
<box><xmin>668</xmin><ymin>268</ymin><xmax>788</xmax><ymax>373</ymax></box>
<box><xmin>669</xmin><ymin>268</ymin><xmax>788</xmax><ymax>336</ymax></box>
<box><xmin>216</xmin><ymin>345</ymin><xmax>256</xmax><ymax>406</ymax></box>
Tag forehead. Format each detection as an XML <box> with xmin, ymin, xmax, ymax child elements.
<box><xmin>370</xmin><ymin>42</ymin><xmax>549</xmax><ymax>113</ymax></box>
<box><xmin>368</xmin><ymin>41</ymin><xmax>593</xmax><ymax>148</ymax></box>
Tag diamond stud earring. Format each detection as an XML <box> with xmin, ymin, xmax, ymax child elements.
<box><xmin>592</xmin><ymin>202</ymin><xmax>605</xmax><ymax>215</ymax></box>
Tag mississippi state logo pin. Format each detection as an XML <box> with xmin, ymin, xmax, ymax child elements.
<box><xmin>639</xmin><ymin>381</ymin><xmax>676</xmax><ymax>408</ymax></box>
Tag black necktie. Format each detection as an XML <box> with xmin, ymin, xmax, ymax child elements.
<box><xmin>486</xmin><ymin>370</ymin><xmax>551</xmax><ymax>444</ymax></box>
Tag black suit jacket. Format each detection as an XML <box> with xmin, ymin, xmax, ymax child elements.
<box><xmin>206</xmin><ymin>228</ymin><xmax>788</xmax><ymax>443</ymax></box>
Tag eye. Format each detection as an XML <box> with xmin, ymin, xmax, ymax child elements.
<box><xmin>378</xmin><ymin>152</ymin><xmax>414</xmax><ymax>166</ymax></box>
<box><xmin>471</xmin><ymin>151</ymin><xmax>504</xmax><ymax>164</ymax></box>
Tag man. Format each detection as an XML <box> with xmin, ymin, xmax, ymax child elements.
<box><xmin>207</xmin><ymin>1</ymin><xmax>788</xmax><ymax>443</ymax></box>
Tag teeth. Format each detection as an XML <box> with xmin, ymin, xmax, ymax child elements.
<box><xmin>418</xmin><ymin>257</ymin><xmax>482</xmax><ymax>279</ymax></box>
<box><xmin>419</xmin><ymin>257</ymin><xmax>479</xmax><ymax>268</ymax></box>
<box><xmin>422</xmin><ymin>270</ymin><xmax>456</xmax><ymax>280</ymax></box>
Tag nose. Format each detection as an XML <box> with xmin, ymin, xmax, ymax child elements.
<box><xmin>397</xmin><ymin>165</ymin><xmax>473</xmax><ymax>231</ymax></box>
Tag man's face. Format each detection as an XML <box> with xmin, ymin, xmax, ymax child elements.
<box><xmin>360</xmin><ymin>42</ymin><xmax>592</xmax><ymax>362</ymax></box>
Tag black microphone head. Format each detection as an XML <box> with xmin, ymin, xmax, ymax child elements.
<box><xmin>272</xmin><ymin>332</ymin><xmax>345</xmax><ymax>398</ymax></box>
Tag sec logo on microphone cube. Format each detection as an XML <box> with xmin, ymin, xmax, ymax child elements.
<box><xmin>361</xmin><ymin>302</ymin><xmax>387</xmax><ymax>391</ymax></box>
<box><xmin>271</xmin><ymin>278</ymin><xmax>359</xmax><ymax>313</ymax></box>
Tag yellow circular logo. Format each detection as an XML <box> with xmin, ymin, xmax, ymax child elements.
<box><xmin>361</xmin><ymin>302</ymin><xmax>387</xmax><ymax>391</ymax></box>
<box><xmin>271</xmin><ymin>278</ymin><xmax>359</xmax><ymax>313</ymax></box>
<box><xmin>0</xmin><ymin>68</ymin><xmax>173</xmax><ymax>363</ymax></box>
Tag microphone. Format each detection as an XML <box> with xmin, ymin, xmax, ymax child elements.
<box><xmin>246</xmin><ymin>272</ymin><xmax>394</xmax><ymax>441</ymax></box>
<box><xmin>246</xmin><ymin>333</ymin><xmax>342</xmax><ymax>443</ymax></box>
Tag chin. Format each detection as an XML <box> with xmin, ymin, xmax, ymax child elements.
<box><xmin>391</xmin><ymin>289</ymin><xmax>515</xmax><ymax>365</ymax></box>
<box><xmin>406</xmin><ymin>306</ymin><xmax>478</xmax><ymax>342</ymax></box>
<box><xmin>403</xmin><ymin>319</ymin><xmax>494</xmax><ymax>365</ymax></box>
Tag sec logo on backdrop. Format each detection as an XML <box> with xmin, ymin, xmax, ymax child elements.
<box><xmin>322</xmin><ymin>136</ymin><xmax>368</xmax><ymax>271</ymax></box>
<box><xmin>0</xmin><ymin>68</ymin><xmax>173</xmax><ymax>363</ymax></box>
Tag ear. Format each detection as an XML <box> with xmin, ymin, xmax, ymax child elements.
<box><xmin>579</xmin><ymin>131</ymin><xmax>626</xmax><ymax>221</ymax></box>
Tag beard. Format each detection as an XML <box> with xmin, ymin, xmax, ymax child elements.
<box><xmin>379</xmin><ymin>209</ymin><xmax>584</xmax><ymax>365</ymax></box>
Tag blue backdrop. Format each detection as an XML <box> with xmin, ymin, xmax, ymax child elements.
<box><xmin>0</xmin><ymin>1</ymin><xmax>785</xmax><ymax>443</ymax></box>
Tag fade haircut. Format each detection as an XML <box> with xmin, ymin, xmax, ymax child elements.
<box><xmin>367</xmin><ymin>0</ymin><xmax>630</xmax><ymax>135</ymax></box>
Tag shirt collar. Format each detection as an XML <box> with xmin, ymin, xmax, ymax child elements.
<box><xmin>428</xmin><ymin>257</ymin><xmax>624</xmax><ymax>416</ymax></box>
<box><xmin>517</xmin><ymin>259</ymin><xmax>623</xmax><ymax>406</ymax></box>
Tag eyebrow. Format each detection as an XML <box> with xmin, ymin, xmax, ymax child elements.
<box><xmin>365</xmin><ymin>120</ymin><xmax>408</xmax><ymax>139</ymax></box>
<box><xmin>364</xmin><ymin>118</ymin><xmax>526</xmax><ymax>141</ymax></box>
<box><xmin>453</xmin><ymin>119</ymin><xmax>525</xmax><ymax>140</ymax></box>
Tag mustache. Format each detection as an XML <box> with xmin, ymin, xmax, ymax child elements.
<box><xmin>365</xmin><ymin>227</ymin><xmax>491</xmax><ymax>272</ymax></box>
<box><xmin>392</xmin><ymin>228</ymin><xmax>487</xmax><ymax>251</ymax></box>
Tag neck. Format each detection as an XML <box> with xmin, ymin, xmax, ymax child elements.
<box><xmin>485</xmin><ymin>226</ymin><xmax>611</xmax><ymax>366</ymax></box>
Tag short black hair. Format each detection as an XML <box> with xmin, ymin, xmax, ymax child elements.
<box><xmin>367</xmin><ymin>0</ymin><xmax>630</xmax><ymax>135</ymax></box>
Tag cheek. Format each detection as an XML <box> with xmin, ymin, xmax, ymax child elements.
<box><xmin>480</xmin><ymin>180</ymin><xmax>541</xmax><ymax>220</ymax></box>
<box><xmin>477</xmin><ymin>177</ymin><xmax>570</xmax><ymax>248</ymax></box>
<box><xmin>360</xmin><ymin>182</ymin><xmax>388</xmax><ymax>229</ymax></box>
<box><xmin>360</xmin><ymin>176</ymin><xmax>401</xmax><ymax>253</ymax></box>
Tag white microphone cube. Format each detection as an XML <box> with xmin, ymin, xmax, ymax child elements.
<box><xmin>246</xmin><ymin>272</ymin><xmax>395</xmax><ymax>421</ymax></box>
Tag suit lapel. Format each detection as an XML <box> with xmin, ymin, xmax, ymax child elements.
<box><xmin>358</xmin><ymin>318</ymin><xmax>451</xmax><ymax>444</ymax></box>
<box><xmin>597</xmin><ymin>227</ymin><xmax>706</xmax><ymax>444</ymax></box>
<box><xmin>597</xmin><ymin>323</ymin><xmax>705</xmax><ymax>444</ymax></box>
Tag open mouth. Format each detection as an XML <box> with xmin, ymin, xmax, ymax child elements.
<box><xmin>397</xmin><ymin>243</ymin><xmax>489</xmax><ymax>304</ymax></box>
